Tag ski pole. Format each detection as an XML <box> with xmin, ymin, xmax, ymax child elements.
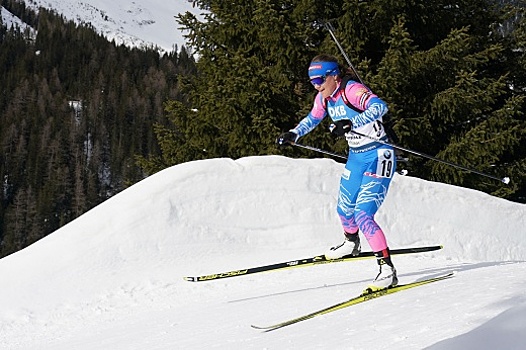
<box><xmin>321</xmin><ymin>21</ymin><xmax>509</xmax><ymax>185</ymax></box>
<box><xmin>323</xmin><ymin>21</ymin><xmax>364</xmax><ymax>84</ymax></box>
<box><xmin>350</xmin><ymin>130</ymin><xmax>510</xmax><ymax>184</ymax></box>
<box><xmin>290</xmin><ymin>142</ymin><xmax>409</xmax><ymax>175</ymax></box>
<box><xmin>291</xmin><ymin>142</ymin><xmax>348</xmax><ymax>160</ymax></box>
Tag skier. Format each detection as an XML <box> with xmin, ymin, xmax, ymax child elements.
<box><xmin>277</xmin><ymin>54</ymin><xmax>397</xmax><ymax>290</ymax></box>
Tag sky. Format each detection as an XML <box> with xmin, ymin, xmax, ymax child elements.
<box><xmin>0</xmin><ymin>155</ymin><xmax>525</xmax><ymax>349</ymax></box>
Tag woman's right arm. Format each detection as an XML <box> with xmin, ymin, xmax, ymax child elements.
<box><xmin>291</xmin><ymin>93</ymin><xmax>326</xmax><ymax>138</ymax></box>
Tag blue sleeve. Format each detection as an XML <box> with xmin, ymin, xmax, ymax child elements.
<box><xmin>351</xmin><ymin>97</ymin><xmax>388</xmax><ymax>128</ymax></box>
<box><xmin>292</xmin><ymin>112</ymin><xmax>324</xmax><ymax>137</ymax></box>
<box><xmin>291</xmin><ymin>93</ymin><xmax>327</xmax><ymax>138</ymax></box>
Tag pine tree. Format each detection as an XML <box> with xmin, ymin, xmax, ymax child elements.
<box><xmin>144</xmin><ymin>0</ymin><xmax>526</xmax><ymax>202</ymax></box>
<box><xmin>140</xmin><ymin>0</ymin><xmax>346</xmax><ymax>169</ymax></box>
<box><xmin>369</xmin><ymin>12</ymin><xmax>525</xmax><ymax>198</ymax></box>
<box><xmin>1</xmin><ymin>8</ymin><xmax>198</xmax><ymax>256</ymax></box>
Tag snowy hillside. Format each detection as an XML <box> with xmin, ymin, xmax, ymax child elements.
<box><xmin>1</xmin><ymin>5</ymin><xmax>36</xmax><ymax>37</ymax></box>
<box><xmin>4</xmin><ymin>0</ymin><xmax>203</xmax><ymax>51</ymax></box>
<box><xmin>1</xmin><ymin>156</ymin><xmax>525</xmax><ymax>349</ymax></box>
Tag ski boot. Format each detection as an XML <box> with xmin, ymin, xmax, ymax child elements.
<box><xmin>325</xmin><ymin>231</ymin><xmax>361</xmax><ymax>260</ymax></box>
<box><xmin>367</xmin><ymin>248</ymin><xmax>398</xmax><ymax>291</ymax></box>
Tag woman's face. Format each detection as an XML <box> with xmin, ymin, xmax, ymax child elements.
<box><xmin>312</xmin><ymin>74</ymin><xmax>339</xmax><ymax>99</ymax></box>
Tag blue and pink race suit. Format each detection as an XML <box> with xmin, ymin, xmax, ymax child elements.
<box><xmin>291</xmin><ymin>80</ymin><xmax>396</xmax><ymax>252</ymax></box>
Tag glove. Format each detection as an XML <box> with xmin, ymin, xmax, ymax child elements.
<box><xmin>329</xmin><ymin>119</ymin><xmax>353</xmax><ymax>137</ymax></box>
<box><xmin>276</xmin><ymin>131</ymin><xmax>298</xmax><ymax>147</ymax></box>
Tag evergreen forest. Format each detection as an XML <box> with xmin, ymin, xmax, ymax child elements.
<box><xmin>2</xmin><ymin>0</ymin><xmax>525</xmax><ymax>258</ymax></box>
<box><xmin>0</xmin><ymin>2</ymin><xmax>196</xmax><ymax>257</ymax></box>
<box><xmin>141</xmin><ymin>0</ymin><xmax>525</xmax><ymax>198</ymax></box>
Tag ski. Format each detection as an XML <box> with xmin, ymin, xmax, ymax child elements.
<box><xmin>251</xmin><ymin>271</ymin><xmax>455</xmax><ymax>331</ymax></box>
<box><xmin>183</xmin><ymin>245</ymin><xmax>443</xmax><ymax>282</ymax></box>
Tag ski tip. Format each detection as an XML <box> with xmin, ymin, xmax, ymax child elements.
<box><xmin>183</xmin><ymin>277</ymin><xmax>196</xmax><ymax>282</ymax></box>
<box><xmin>434</xmin><ymin>271</ymin><xmax>456</xmax><ymax>280</ymax></box>
<box><xmin>251</xmin><ymin>324</ymin><xmax>281</xmax><ymax>332</ymax></box>
<box><xmin>251</xmin><ymin>324</ymin><xmax>269</xmax><ymax>331</ymax></box>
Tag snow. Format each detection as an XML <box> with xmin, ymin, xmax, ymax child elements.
<box><xmin>1</xmin><ymin>5</ymin><xmax>36</xmax><ymax>38</ymax></box>
<box><xmin>13</xmin><ymin>0</ymin><xmax>203</xmax><ymax>52</ymax></box>
<box><xmin>1</xmin><ymin>155</ymin><xmax>525</xmax><ymax>349</ymax></box>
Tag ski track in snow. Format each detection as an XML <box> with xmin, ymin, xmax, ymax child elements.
<box><xmin>1</xmin><ymin>156</ymin><xmax>525</xmax><ymax>349</ymax></box>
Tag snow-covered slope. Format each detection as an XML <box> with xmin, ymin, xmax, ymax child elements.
<box><xmin>1</xmin><ymin>5</ymin><xmax>36</xmax><ymax>37</ymax></box>
<box><xmin>0</xmin><ymin>156</ymin><xmax>525</xmax><ymax>349</ymax></box>
<box><xmin>11</xmin><ymin>0</ymin><xmax>203</xmax><ymax>51</ymax></box>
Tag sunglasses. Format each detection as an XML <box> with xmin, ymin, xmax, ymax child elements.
<box><xmin>309</xmin><ymin>69</ymin><xmax>336</xmax><ymax>86</ymax></box>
